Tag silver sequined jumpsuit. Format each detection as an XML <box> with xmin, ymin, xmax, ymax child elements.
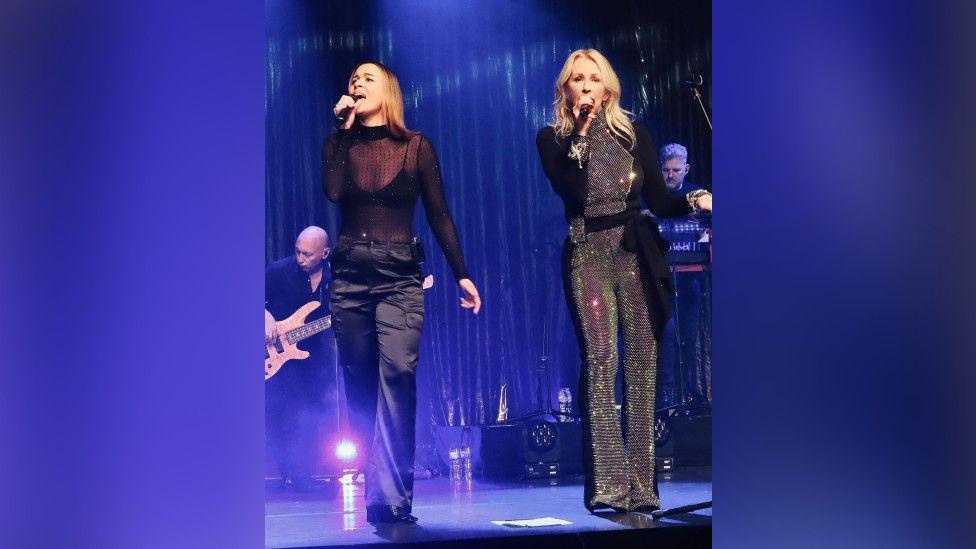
<box><xmin>537</xmin><ymin>113</ymin><xmax>692</xmax><ymax>512</ymax></box>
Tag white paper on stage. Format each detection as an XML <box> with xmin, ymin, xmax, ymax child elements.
<box><xmin>491</xmin><ymin>517</ymin><xmax>572</xmax><ymax>528</ymax></box>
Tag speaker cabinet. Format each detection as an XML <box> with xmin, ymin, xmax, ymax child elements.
<box><xmin>481</xmin><ymin>422</ymin><xmax>583</xmax><ymax>480</ymax></box>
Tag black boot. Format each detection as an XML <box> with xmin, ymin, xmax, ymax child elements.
<box><xmin>366</xmin><ymin>505</ymin><xmax>418</xmax><ymax>524</ymax></box>
<box><xmin>584</xmin><ymin>500</ymin><xmax>629</xmax><ymax>514</ymax></box>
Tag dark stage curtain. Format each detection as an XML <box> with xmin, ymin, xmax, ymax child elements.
<box><xmin>266</xmin><ymin>0</ymin><xmax>711</xmax><ymax>473</ymax></box>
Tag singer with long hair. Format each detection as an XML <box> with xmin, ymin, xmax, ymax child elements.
<box><xmin>536</xmin><ymin>49</ymin><xmax>711</xmax><ymax>513</ymax></box>
<box><xmin>323</xmin><ymin>61</ymin><xmax>481</xmax><ymax>524</ymax></box>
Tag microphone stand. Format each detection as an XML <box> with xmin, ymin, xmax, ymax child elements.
<box><xmin>689</xmin><ymin>85</ymin><xmax>712</xmax><ymax>131</ymax></box>
<box><xmin>504</xmin><ymin>232</ymin><xmax>574</xmax><ymax>425</ymax></box>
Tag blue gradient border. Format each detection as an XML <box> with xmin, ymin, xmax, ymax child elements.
<box><xmin>2</xmin><ymin>1</ymin><xmax>974</xmax><ymax>547</ymax></box>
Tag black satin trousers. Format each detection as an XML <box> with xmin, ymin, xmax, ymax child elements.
<box><xmin>330</xmin><ymin>237</ymin><xmax>424</xmax><ymax>510</ymax></box>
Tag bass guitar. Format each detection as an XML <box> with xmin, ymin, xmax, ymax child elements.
<box><xmin>264</xmin><ymin>301</ymin><xmax>332</xmax><ymax>381</ymax></box>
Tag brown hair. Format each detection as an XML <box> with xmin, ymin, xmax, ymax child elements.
<box><xmin>350</xmin><ymin>61</ymin><xmax>416</xmax><ymax>140</ymax></box>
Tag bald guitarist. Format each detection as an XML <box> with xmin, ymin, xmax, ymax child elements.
<box><xmin>264</xmin><ymin>226</ymin><xmax>335</xmax><ymax>491</ymax></box>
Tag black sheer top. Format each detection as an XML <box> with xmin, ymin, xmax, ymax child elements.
<box><xmin>323</xmin><ymin>124</ymin><xmax>469</xmax><ymax>281</ymax></box>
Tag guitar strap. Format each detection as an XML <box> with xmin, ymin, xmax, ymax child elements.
<box><xmin>318</xmin><ymin>273</ymin><xmax>326</xmax><ymax>308</ymax></box>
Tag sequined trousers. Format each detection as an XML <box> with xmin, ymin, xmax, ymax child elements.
<box><xmin>567</xmin><ymin>225</ymin><xmax>660</xmax><ymax>512</ymax></box>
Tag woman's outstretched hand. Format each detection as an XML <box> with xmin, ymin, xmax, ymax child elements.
<box><xmin>695</xmin><ymin>193</ymin><xmax>712</xmax><ymax>212</ymax></box>
<box><xmin>458</xmin><ymin>278</ymin><xmax>481</xmax><ymax>315</ymax></box>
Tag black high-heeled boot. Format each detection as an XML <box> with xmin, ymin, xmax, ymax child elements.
<box><xmin>584</xmin><ymin>500</ymin><xmax>629</xmax><ymax>514</ymax></box>
<box><xmin>366</xmin><ymin>505</ymin><xmax>418</xmax><ymax>524</ymax></box>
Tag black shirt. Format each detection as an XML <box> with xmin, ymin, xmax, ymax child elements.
<box><xmin>667</xmin><ymin>180</ymin><xmax>703</xmax><ymax>197</ymax></box>
<box><xmin>265</xmin><ymin>256</ymin><xmax>331</xmax><ymax>357</ymax></box>
<box><xmin>322</xmin><ymin>124</ymin><xmax>469</xmax><ymax>281</ymax></box>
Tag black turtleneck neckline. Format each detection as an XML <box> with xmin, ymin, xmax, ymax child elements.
<box><xmin>357</xmin><ymin>124</ymin><xmax>390</xmax><ymax>141</ymax></box>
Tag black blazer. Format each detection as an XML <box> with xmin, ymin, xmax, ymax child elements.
<box><xmin>536</xmin><ymin>122</ymin><xmax>690</xmax><ymax>222</ymax></box>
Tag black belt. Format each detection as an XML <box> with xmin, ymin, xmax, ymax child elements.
<box><xmin>582</xmin><ymin>208</ymin><xmax>671</xmax><ymax>340</ymax></box>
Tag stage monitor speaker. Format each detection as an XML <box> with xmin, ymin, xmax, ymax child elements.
<box><xmin>672</xmin><ymin>415</ymin><xmax>711</xmax><ymax>466</ymax></box>
<box><xmin>480</xmin><ymin>422</ymin><xmax>583</xmax><ymax>480</ymax></box>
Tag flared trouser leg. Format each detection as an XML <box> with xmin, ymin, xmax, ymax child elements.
<box><xmin>567</xmin><ymin>232</ymin><xmax>659</xmax><ymax>511</ymax></box>
<box><xmin>618</xmin><ymin>258</ymin><xmax>659</xmax><ymax>509</ymax></box>
<box><xmin>331</xmin><ymin>241</ymin><xmax>424</xmax><ymax>511</ymax></box>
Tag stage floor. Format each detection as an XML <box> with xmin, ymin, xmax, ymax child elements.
<box><xmin>265</xmin><ymin>467</ymin><xmax>711</xmax><ymax>548</ymax></box>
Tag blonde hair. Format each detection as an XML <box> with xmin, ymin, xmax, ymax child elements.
<box><xmin>350</xmin><ymin>61</ymin><xmax>415</xmax><ymax>140</ymax></box>
<box><xmin>551</xmin><ymin>49</ymin><xmax>635</xmax><ymax>150</ymax></box>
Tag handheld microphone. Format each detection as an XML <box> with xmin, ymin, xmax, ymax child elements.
<box><xmin>335</xmin><ymin>94</ymin><xmax>366</xmax><ymax>126</ymax></box>
<box><xmin>579</xmin><ymin>105</ymin><xmax>591</xmax><ymax>119</ymax></box>
<box><xmin>682</xmin><ymin>74</ymin><xmax>704</xmax><ymax>87</ymax></box>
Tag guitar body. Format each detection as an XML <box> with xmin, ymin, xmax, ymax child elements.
<box><xmin>264</xmin><ymin>278</ymin><xmax>417</xmax><ymax>381</ymax></box>
<box><xmin>265</xmin><ymin>301</ymin><xmax>321</xmax><ymax>381</ymax></box>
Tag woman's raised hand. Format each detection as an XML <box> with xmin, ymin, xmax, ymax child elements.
<box><xmin>572</xmin><ymin>95</ymin><xmax>598</xmax><ymax>136</ymax></box>
<box><xmin>333</xmin><ymin>94</ymin><xmax>364</xmax><ymax>130</ymax></box>
<box><xmin>695</xmin><ymin>193</ymin><xmax>712</xmax><ymax>212</ymax></box>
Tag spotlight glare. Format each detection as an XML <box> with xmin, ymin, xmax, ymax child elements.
<box><xmin>335</xmin><ymin>441</ymin><xmax>357</xmax><ymax>460</ymax></box>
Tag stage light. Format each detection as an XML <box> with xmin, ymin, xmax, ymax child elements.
<box><xmin>527</xmin><ymin>421</ymin><xmax>558</xmax><ymax>452</ymax></box>
<box><xmin>335</xmin><ymin>441</ymin><xmax>357</xmax><ymax>460</ymax></box>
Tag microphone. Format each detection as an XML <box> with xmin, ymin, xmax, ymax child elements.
<box><xmin>682</xmin><ymin>74</ymin><xmax>704</xmax><ymax>87</ymax></box>
<box><xmin>335</xmin><ymin>94</ymin><xmax>365</xmax><ymax>126</ymax></box>
<box><xmin>577</xmin><ymin>92</ymin><xmax>595</xmax><ymax>119</ymax></box>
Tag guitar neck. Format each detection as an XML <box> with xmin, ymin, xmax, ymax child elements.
<box><xmin>285</xmin><ymin>315</ymin><xmax>332</xmax><ymax>344</ymax></box>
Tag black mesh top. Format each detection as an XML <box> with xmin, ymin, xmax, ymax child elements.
<box><xmin>323</xmin><ymin>124</ymin><xmax>469</xmax><ymax>281</ymax></box>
